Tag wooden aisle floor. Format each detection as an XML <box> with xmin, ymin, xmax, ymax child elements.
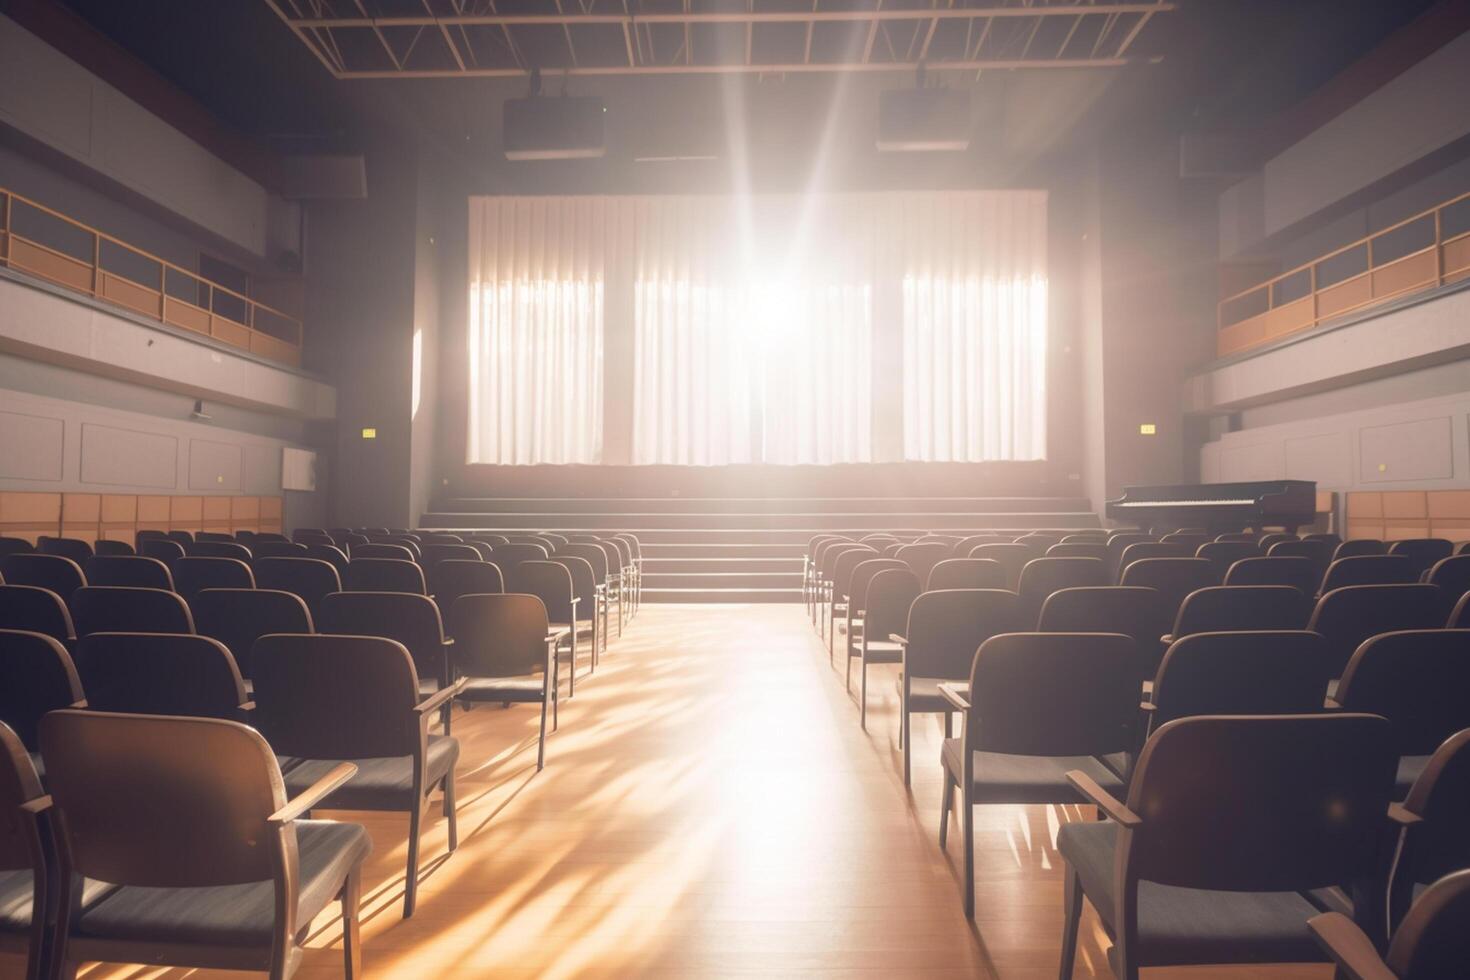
<box><xmin>6</xmin><ymin>605</ymin><xmax>1331</xmax><ymax>979</ymax></box>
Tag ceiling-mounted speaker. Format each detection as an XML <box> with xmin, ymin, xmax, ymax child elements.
<box><xmin>279</xmin><ymin>155</ymin><xmax>368</xmax><ymax>198</ymax></box>
<box><xmin>503</xmin><ymin>95</ymin><xmax>607</xmax><ymax>160</ymax></box>
<box><xmin>877</xmin><ymin>88</ymin><xmax>971</xmax><ymax>152</ymax></box>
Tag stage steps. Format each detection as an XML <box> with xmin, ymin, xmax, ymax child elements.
<box><xmin>420</xmin><ymin>496</ymin><xmax>1100</xmax><ymax>603</ymax></box>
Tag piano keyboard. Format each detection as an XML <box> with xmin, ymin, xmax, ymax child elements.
<box><xmin>1114</xmin><ymin>499</ymin><xmax>1256</xmax><ymax>507</ymax></box>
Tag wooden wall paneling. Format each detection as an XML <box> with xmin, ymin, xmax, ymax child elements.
<box><xmin>0</xmin><ymin>491</ymin><xmax>60</xmax><ymax>544</ymax></box>
<box><xmin>260</xmin><ymin>495</ymin><xmax>283</xmax><ymax>532</ymax></box>
<box><xmin>136</xmin><ymin>494</ymin><xmax>170</xmax><ymax>535</ymax></box>
<box><xmin>60</xmin><ymin>492</ymin><xmax>101</xmax><ymax>543</ymax></box>
<box><xmin>1427</xmin><ymin>489</ymin><xmax>1470</xmax><ymax>541</ymax></box>
<box><xmin>169</xmin><ymin>495</ymin><xmax>203</xmax><ymax>534</ymax></box>
<box><xmin>201</xmin><ymin>496</ymin><xmax>232</xmax><ymax>532</ymax></box>
<box><xmin>99</xmin><ymin>494</ymin><xmax>138</xmax><ymax>542</ymax></box>
<box><xmin>1344</xmin><ymin>491</ymin><xmax>1385</xmax><ymax>540</ymax></box>
<box><xmin>1382</xmin><ymin>490</ymin><xmax>1430</xmax><ymax>540</ymax></box>
<box><xmin>230</xmin><ymin>495</ymin><xmax>260</xmax><ymax>534</ymax></box>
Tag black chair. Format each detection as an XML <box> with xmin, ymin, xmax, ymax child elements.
<box><xmin>196</xmin><ymin>531</ymin><xmax>235</xmax><ymax>543</ymax></box>
<box><xmin>253</xmin><ymin>557</ymin><xmax>342</xmax><ymax>618</ymax></box>
<box><xmin>894</xmin><ymin>543</ymin><xmax>951</xmax><ymax>592</ymax></box>
<box><xmin>892</xmin><ymin>589</ymin><xmax>1021</xmax><ymax>786</ymax></box>
<box><xmin>1038</xmin><ymin>586</ymin><xmax>1164</xmax><ymax>678</ymax></box>
<box><xmin>1334</xmin><ymin>629</ymin><xmax>1470</xmax><ymax>796</ymax></box>
<box><xmin>1389</xmin><ymin>538</ymin><xmax>1454</xmax><ymax>579</ymax></box>
<box><xmin>552</xmin><ymin>555</ymin><xmax>603</xmax><ymax>667</ymax></box>
<box><xmin>191</xmin><ymin>588</ymin><xmax>313</xmax><ymax>681</ymax></box>
<box><xmin>92</xmin><ymin>539</ymin><xmax>135</xmax><ymax>556</ymax></box>
<box><xmin>70</xmin><ymin>586</ymin><xmax>193</xmax><ymax>637</ymax></box>
<box><xmin>1015</xmin><ymin>557</ymin><xmax>1107</xmax><ymax>627</ymax></box>
<box><xmin>1256</xmin><ymin>533</ymin><xmax>1295</xmax><ymax>551</ymax></box>
<box><xmin>485</xmin><ymin>542</ymin><xmax>549</xmax><ymax>576</ymax></box>
<box><xmin>0</xmin><ymin>719</ymin><xmax>49</xmax><ymax>979</ymax></box>
<box><xmin>1167</xmin><ymin>585</ymin><xmax>1310</xmax><ymax>642</ymax></box>
<box><xmin>450</xmin><ymin>593</ymin><xmax>561</xmax><ymax>771</ymax></box>
<box><xmin>252</xmin><ymin>541</ymin><xmax>308</xmax><ymax>560</ymax></box>
<box><xmin>559</xmin><ymin>544</ymin><xmax>612</xmax><ymax>644</ymax></box>
<box><xmin>251</xmin><ymin>633</ymin><xmax>459</xmax><ymax>919</ymax></box>
<box><xmin>0</xmin><ymin>553</ymin><xmax>85</xmax><ymax>598</ymax></box>
<box><xmin>0</xmin><ymin>537</ymin><xmax>34</xmax><ymax>557</ymax></box>
<box><xmin>967</xmin><ymin>544</ymin><xmax>1033</xmax><ymax>590</ymax></box>
<box><xmin>349</xmin><ymin>542</ymin><xmax>415</xmax><ymax>562</ymax></box>
<box><xmin>41</xmin><ymin>709</ymin><xmax>369</xmax><ymax>978</ymax></box>
<box><xmin>468</xmin><ymin>533</ymin><xmax>510</xmax><ymax>547</ymax></box>
<box><xmin>428</xmin><ymin>560</ymin><xmax>505</xmax><ymax>624</ymax></box>
<box><xmin>188</xmin><ymin>541</ymin><xmax>253</xmax><ymax>561</ymax></box>
<box><xmin>172</xmin><ymin>556</ymin><xmax>255</xmax><ymax>598</ymax></box>
<box><xmin>418</xmin><ymin>532</ymin><xmax>465</xmax><ymax>546</ymax></box>
<box><xmin>1384</xmin><ymin>726</ymin><xmax>1470</xmax><ymax>931</ymax></box>
<box><xmin>590</xmin><ymin>540</ymin><xmax>626</xmax><ymax>637</ymax></box>
<box><xmin>374</xmin><ymin>536</ymin><xmax>423</xmax><ymax>562</ymax></box>
<box><xmin>1104</xmin><ymin>533</ymin><xmax>1155</xmax><ymax>581</ymax></box>
<box><xmin>925</xmin><ymin>558</ymin><xmax>1006</xmax><ymax>591</ymax></box>
<box><xmin>1335</xmin><ymin>538</ymin><xmax>1387</xmax><ymax>560</ymax></box>
<box><xmin>613</xmin><ymin>534</ymin><xmax>643</xmax><ymax>612</ymax></box>
<box><xmin>1307</xmin><ymin>584</ymin><xmax>1444</xmax><ymax>677</ymax></box>
<box><xmin>1146</xmin><ymin>631</ymin><xmax>1335</xmax><ymax>736</ymax></box>
<box><xmin>1312</xmin><ymin>868</ymin><xmax>1470</xmax><ymax>980</ymax></box>
<box><xmin>466</xmin><ymin>540</ymin><xmax>496</xmax><ymax>562</ymax></box>
<box><xmin>1046</xmin><ymin>542</ymin><xmax>1107</xmax><ymax>560</ymax></box>
<box><xmin>827</xmin><ymin>546</ymin><xmax>879</xmax><ymax>658</ymax></box>
<box><xmin>138</xmin><ymin>538</ymin><xmax>186</xmax><ymax>565</ymax></box>
<box><xmin>1161</xmin><ymin>532</ymin><xmax>1212</xmax><ymax>549</ymax></box>
<box><xmin>82</xmin><ymin>554</ymin><xmax>173</xmax><ymax>590</ymax></box>
<box><xmin>0</xmin><ymin>628</ymin><xmax>84</xmax><ymax>766</ymax></box>
<box><xmin>1194</xmin><ymin>541</ymin><xmax>1261</xmax><ymax>580</ymax></box>
<box><xmin>0</xmin><ymin>585</ymin><xmax>75</xmax><ymax>643</ymax></box>
<box><xmin>1269</xmin><ymin>539</ymin><xmax>1334</xmax><ymax>587</ymax></box>
<box><xmin>814</xmin><ymin>542</ymin><xmax>865</xmax><ymax>631</ymax></box>
<box><xmin>1058</xmin><ymin>713</ymin><xmax>1396</xmax><ymax>979</ymax></box>
<box><xmin>513</xmin><ymin>560</ymin><xmax>591</xmax><ymax>696</ymax></box>
<box><xmin>1320</xmin><ymin>554</ymin><xmax>1418</xmax><ymax>593</ymax></box>
<box><xmin>318</xmin><ymin>591</ymin><xmax>455</xmax><ymax>728</ymax></box>
<box><xmin>841</xmin><ymin>558</ymin><xmax>908</xmax><ymax>670</ymax></box>
<box><xmin>938</xmin><ymin>632</ymin><xmax>1140</xmax><ymax>918</ymax></box>
<box><xmin>1117</xmin><ymin>542</ymin><xmax>1194</xmax><ymax>581</ymax></box>
<box><xmin>853</xmin><ymin>567</ymin><xmax>921</xmax><ymax>730</ymax></box>
<box><xmin>423</xmin><ymin>543</ymin><xmax>481</xmax><ymax>565</ymax></box>
<box><xmin>37</xmin><ymin>536</ymin><xmax>93</xmax><ymax>564</ymax></box>
<box><xmin>1424</xmin><ymin>554</ymin><xmax>1470</xmax><ymax>620</ymax></box>
<box><xmin>343</xmin><ymin>558</ymin><xmax>426</xmax><ymax>595</ymax></box>
<box><xmin>1119</xmin><ymin>558</ymin><xmax>1217</xmax><ymax>640</ymax></box>
<box><xmin>1223</xmin><ymin>555</ymin><xmax>1319</xmax><ymax>595</ymax></box>
<box><xmin>75</xmin><ymin>632</ymin><xmax>250</xmax><ymax>720</ymax></box>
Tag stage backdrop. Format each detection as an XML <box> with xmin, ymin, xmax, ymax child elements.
<box><xmin>467</xmin><ymin>191</ymin><xmax>1047</xmax><ymax>466</ymax></box>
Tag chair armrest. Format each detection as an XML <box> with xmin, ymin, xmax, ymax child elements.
<box><xmin>546</xmin><ymin>628</ymin><xmax>570</xmax><ymax>645</ymax></box>
<box><xmin>1388</xmin><ymin>802</ymin><xmax>1424</xmax><ymax>827</ymax></box>
<box><xmin>938</xmin><ymin>682</ymin><xmax>971</xmax><ymax>712</ymax></box>
<box><xmin>268</xmin><ymin>763</ymin><xmax>358</xmax><ymax>826</ymax></box>
<box><xmin>70</xmin><ymin>699</ymin><xmax>88</xmax><ymax>709</ymax></box>
<box><xmin>1307</xmin><ymin>911</ymin><xmax>1396</xmax><ymax>980</ymax></box>
<box><xmin>416</xmin><ymin>677</ymin><xmax>468</xmax><ymax>716</ymax></box>
<box><xmin>1066</xmin><ymin>770</ymin><xmax>1142</xmax><ymax>827</ymax></box>
<box><xmin>239</xmin><ymin>700</ymin><xmax>257</xmax><ymax>713</ymax></box>
<box><xmin>1138</xmin><ymin>701</ymin><xmax>1155</xmax><ymax>713</ymax></box>
<box><xmin>18</xmin><ymin>796</ymin><xmax>52</xmax><ymax>816</ymax></box>
<box><xmin>888</xmin><ymin>634</ymin><xmax>908</xmax><ymax>646</ymax></box>
<box><xmin>1325</xmin><ymin>697</ymin><xmax>1343</xmax><ymax>710</ymax></box>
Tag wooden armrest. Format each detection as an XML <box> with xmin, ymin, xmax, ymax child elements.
<box><xmin>18</xmin><ymin>796</ymin><xmax>52</xmax><ymax>816</ymax></box>
<box><xmin>888</xmin><ymin>634</ymin><xmax>908</xmax><ymax>646</ymax></box>
<box><xmin>416</xmin><ymin>678</ymin><xmax>467</xmax><ymax>716</ymax></box>
<box><xmin>1138</xmin><ymin>701</ymin><xmax>1155</xmax><ymax>713</ymax></box>
<box><xmin>1325</xmin><ymin>697</ymin><xmax>1343</xmax><ymax>710</ymax></box>
<box><xmin>546</xmin><ymin>628</ymin><xmax>570</xmax><ymax>645</ymax></box>
<box><xmin>938</xmin><ymin>682</ymin><xmax>971</xmax><ymax>712</ymax></box>
<box><xmin>1307</xmin><ymin>911</ymin><xmax>1396</xmax><ymax>980</ymax></box>
<box><xmin>239</xmin><ymin>700</ymin><xmax>257</xmax><ymax>713</ymax></box>
<box><xmin>70</xmin><ymin>699</ymin><xmax>88</xmax><ymax>709</ymax></box>
<box><xmin>441</xmin><ymin>637</ymin><xmax>455</xmax><ymax>648</ymax></box>
<box><xmin>269</xmin><ymin>763</ymin><xmax>357</xmax><ymax>825</ymax></box>
<box><xmin>1066</xmin><ymin>770</ymin><xmax>1142</xmax><ymax>827</ymax></box>
<box><xmin>1388</xmin><ymin>802</ymin><xmax>1424</xmax><ymax>827</ymax></box>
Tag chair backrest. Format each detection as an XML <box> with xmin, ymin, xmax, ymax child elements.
<box><xmin>553</xmin><ymin>556</ymin><xmax>598</xmax><ymax>609</ymax></box>
<box><xmin>1194</xmin><ymin>541</ymin><xmax>1262</xmax><ymax>579</ymax></box>
<box><xmin>511</xmin><ymin>560</ymin><xmax>577</xmax><ymax>624</ymax></box>
<box><xmin>187</xmin><ymin>541</ymin><xmax>253</xmax><ymax>561</ymax></box>
<box><xmin>1389</xmin><ymin>539</ymin><xmax>1454</xmax><ymax>579</ymax></box>
<box><xmin>299</xmin><ymin>543</ymin><xmax>349</xmax><ymax>574</ymax></box>
<box><xmin>470</xmin><ymin>533</ymin><xmax>510</xmax><ymax>547</ymax></box>
<box><xmin>0</xmin><ymin>536</ymin><xmax>34</xmax><ymax>557</ymax></box>
<box><xmin>83</xmin><ymin>554</ymin><xmax>173</xmax><ymax>591</ymax></box>
<box><xmin>904</xmin><ymin>589</ymin><xmax>1021</xmax><ymax>681</ymax></box>
<box><xmin>1382</xmin><ymin>869</ymin><xmax>1470</xmax><ymax>980</ymax></box>
<box><xmin>1117</xmin><ymin>541</ymin><xmax>1194</xmax><ymax>580</ymax></box>
<box><xmin>1160</xmin><ymin>532</ymin><xmax>1211</xmax><ymax>549</ymax></box>
<box><xmin>847</xmin><ymin>559</ymin><xmax>906</xmax><ymax>611</ymax></box>
<box><xmin>1119</xmin><ymin>558</ymin><xmax>1217</xmax><ymax>636</ymax></box>
<box><xmin>38</xmin><ymin>536</ymin><xmax>93</xmax><ymax>563</ymax></box>
<box><xmin>1335</xmin><ymin>629</ymin><xmax>1470</xmax><ymax>757</ymax></box>
<box><xmin>1256</xmin><ymin>533</ymin><xmax>1296</xmax><ymax>551</ymax></box>
<box><xmin>171</xmin><ymin>557</ymin><xmax>255</xmax><ymax>599</ymax></box>
<box><xmin>317</xmin><ymin>591</ymin><xmax>449</xmax><ymax>685</ymax></box>
<box><xmin>1394</xmin><ymin>731</ymin><xmax>1470</xmax><ymax>933</ymax></box>
<box><xmin>955</xmin><ymin>534</ymin><xmax>1014</xmax><ymax>556</ymax></box>
<box><xmin>1037</xmin><ymin>586</ymin><xmax>1163</xmax><ymax>676</ymax></box>
<box><xmin>350</xmin><ymin>542</ymin><xmax>415</xmax><ymax>562</ymax></box>
<box><xmin>558</xmin><ymin>544</ymin><xmax>608</xmax><ymax>582</ymax></box>
<box><xmin>542</xmin><ymin>533</ymin><xmax>572</xmax><ymax>550</ymax></box>
<box><xmin>428</xmin><ymin>560</ymin><xmax>505</xmax><ymax>621</ymax></box>
<box><xmin>832</xmin><ymin>546</ymin><xmax>880</xmax><ymax>600</ymax></box>
<box><xmin>492</xmin><ymin>543</ymin><xmax>551</xmax><ymax>575</ymax></box>
<box><xmin>40</xmin><ymin>709</ymin><xmax>288</xmax><ymax>887</ymax></box>
<box><xmin>423</xmin><ymin>543</ymin><xmax>482</xmax><ymax>565</ymax></box>
<box><xmin>197</xmin><ymin>532</ymin><xmax>235</xmax><ymax>543</ymax></box>
<box><xmin>1425</xmin><ymin>555</ymin><xmax>1470</xmax><ymax>619</ymax></box>
<box><xmin>343</xmin><ymin>558</ymin><xmax>426</xmax><ymax>594</ymax></box>
<box><xmin>376</xmin><ymin>535</ymin><xmax>422</xmax><ymax>561</ymax></box>
<box><xmin>1320</xmin><ymin>554</ymin><xmax>1418</xmax><ymax>593</ymax></box>
<box><xmin>1223</xmin><ymin>555</ymin><xmax>1319</xmax><ymax>595</ymax></box>
<box><xmin>449</xmin><ymin>592</ymin><xmax>551</xmax><ymax>679</ymax></box>
<box><xmin>1104</xmin><ymin>533</ymin><xmax>1154</xmax><ymax>579</ymax></box>
<box><xmin>191</xmin><ymin>588</ymin><xmax>313</xmax><ymax>679</ymax></box>
<box><xmin>419</xmin><ymin>532</ymin><xmax>465</xmax><ymax>545</ymax></box>
<box><xmin>893</xmin><ymin>542</ymin><xmax>950</xmax><ymax>587</ymax></box>
<box><xmin>0</xmin><ymin>584</ymin><xmax>75</xmax><ymax>641</ymax></box>
<box><xmin>1148</xmin><ymin>631</ymin><xmax>1336</xmax><ymax>732</ymax></box>
<box><xmin>1334</xmin><ymin>538</ymin><xmax>1387</xmax><ymax>560</ymax></box>
<box><xmin>251</xmin><ymin>557</ymin><xmax>342</xmax><ymax>617</ymax></box>
<box><xmin>966</xmin><ymin>544</ymin><xmax>1032</xmax><ymax>590</ymax></box>
<box><xmin>1061</xmin><ymin>531</ymin><xmax>1107</xmax><ymax>544</ymax></box>
<box><xmin>926</xmin><ymin>558</ymin><xmax>1006</xmax><ymax>591</ymax></box>
<box><xmin>1122</xmin><ymin>714</ymin><xmax>1395</xmax><ymax>897</ymax></box>
<box><xmin>861</xmin><ymin>568</ymin><xmax>922</xmax><ymax>642</ymax></box>
<box><xmin>170</xmin><ymin>530</ymin><xmax>197</xmax><ymax>544</ymax></box>
<box><xmin>93</xmin><ymin>539</ymin><xmax>135</xmax><ymax>556</ymax></box>
<box><xmin>607</xmin><ymin>537</ymin><xmax>632</xmax><ymax>566</ymax></box>
<box><xmin>1015</xmin><ymin>557</ymin><xmax>1107</xmax><ymax>626</ymax></box>
<box><xmin>967</xmin><ymin>632</ymin><xmax>1139</xmax><ymax>759</ymax></box>
<box><xmin>613</xmin><ymin>534</ymin><xmax>641</xmax><ymax>561</ymax></box>
<box><xmin>0</xmin><ymin>553</ymin><xmax>85</xmax><ymax>597</ymax></box>
<box><xmin>1307</xmin><ymin>584</ymin><xmax>1445</xmax><ymax>675</ymax></box>
<box><xmin>1212</xmin><ymin>532</ymin><xmax>1258</xmax><ymax>543</ymax></box>
<box><xmin>250</xmin><ymin>541</ymin><xmax>308</xmax><ymax>560</ymax></box>
<box><xmin>251</xmin><ymin>633</ymin><xmax>420</xmax><ymax>759</ymax></box>
<box><xmin>817</xmin><ymin>542</ymin><xmax>866</xmax><ymax>582</ymax></box>
<box><xmin>138</xmin><ymin>538</ymin><xmax>186</xmax><ymax>565</ymax></box>
<box><xmin>75</xmin><ymin>632</ymin><xmax>247</xmax><ymax>720</ymax></box>
<box><xmin>1045</xmin><ymin>542</ymin><xmax>1107</xmax><ymax>560</ymax></box>
<box><xmin>70</xmin><ymin>586</ymin><xmax>193</xmax><ymax>636</ymax></box>
<box><xmin>1170</xmin><ymin>585</ymin><xmax>1310</xmax><ymax>638</ymax></box>
<box><xmin>0</xmin><ymin>629</ymin><xmax>83</xmax><ymax>749</ymax></box>
<box><xmin>914</xmin><ymin>534</ymin><xmax>962</xmax><ymax>548</ymax></box>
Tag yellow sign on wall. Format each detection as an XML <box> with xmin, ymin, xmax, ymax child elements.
<box><xmin>361</xmin><ymin>427</ymin><xmax>378</xmax><ymax>440</ymax></box>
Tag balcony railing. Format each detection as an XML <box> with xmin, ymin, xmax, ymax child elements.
<box><xmin>1217</xmin><ymin>189</ymin><xmax>1470</xmax><ymax>358</ymax></box>
<box><xmin>0</xmin><ymin>186</ymin><xmax>303</xmax><ymax>367</ymax></box>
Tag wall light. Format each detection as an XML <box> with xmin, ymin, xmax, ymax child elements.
<box><xmin>1139</xmin><ymin>423</ymin><xmax>1157</xmax><ymax>435</ymax></box>
<box><xmin>361</xmin><ymin>427</ymin><xmax>378</xmax><ymax>440</ymax></box>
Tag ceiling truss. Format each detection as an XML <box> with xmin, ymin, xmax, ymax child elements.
<box><xmin>266</xmin><ymin>0</ymin><xmax>1173</xmax><ymax>78</ymax></box>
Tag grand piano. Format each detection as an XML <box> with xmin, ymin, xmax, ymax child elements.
<box><xmin>1105</xmin><ymin>480</ymin><xmax>1318</xmax><ymax>533</ymax></box>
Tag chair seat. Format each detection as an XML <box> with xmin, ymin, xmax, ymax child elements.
<box><xmin>901</xmin><ymin>675</ymin><xmax>964</xmax><ymax>713</ymax></box>
<box><xmin>1058</xmin><ymin>821</ymin><xmax>1327</xmax><ymax>967</ymax></box>
<box><xmin>459</xmin><ymin>676</ymin><xmax>547</xmax><ymax>703</ymax></box>
<box><xmin>72</xmin><ymin>821</ymin><xmax>369</xmax><ymax>949</ymax></box>
<box><xmin>1397</xmin><ymin>753</ymin><xmax>1430</xmax><ymax>798</ymax></box>
<box><xmin>941</xmin><ymin>739</ymin><xmax>1126</xmax><ymax>804</ymax></box>
<box><xmin>859</xmin><ymin>640</ymin><xmax>903</xmax><ymax>663</ymax></box>
<box><xmin>281</xmin><ymin>735</ymin><xmax>459</xmax><ymax>811</ymax></box>
<box><xmin>0</xmin><ymin>871</ymin><xmax>33</xmax><ymax>933</ymax></box>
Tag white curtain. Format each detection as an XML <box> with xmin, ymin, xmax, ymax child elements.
<box><xmin>893</xmin><ymin>191</ymin><xmax>1048</xmax><ymax>462</ymax></box>
<box><xmin>467</xmin><ymin>197</ymin><xmax>607</xmax><ymax>464</ymax></box>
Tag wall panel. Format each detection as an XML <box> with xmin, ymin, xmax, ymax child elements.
<box><xmin>79</xmin><ymin>423</ymin><xmax>178</xmax><ymax>488</ymax></box>
<box><xmin>0</xmin><ymin>410</ymin><xmax>64</xmax><ymax>481</ymax></box>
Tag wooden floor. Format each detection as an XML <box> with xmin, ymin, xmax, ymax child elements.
<box><xmin>5</xmin><ymin>605</ymin><xmax>1331</xmax><ymax>979</ymax></box>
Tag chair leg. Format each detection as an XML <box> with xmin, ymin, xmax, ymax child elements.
<box><xmin>443</xmin><ymin>770</ymin><xmax>458</xmax><ymax>852</ymax></box>
<box><xmin>537</xmin><ymin>691</ymin><xmax>549</xmax><ymax>770</ymax></box>
<box><xmin>845</xmin><ymin>643</ymin><xmax>852</xmax><ymax>692</ymax></box>
<box><xmin>341</xmin><ymin>866</ymin><xmax>363</xmax><ymax>980</ymax></box>
<box><xmin>901</xmin><ymin>708</ymin><xmax>911</xmax><ymax>787</ymax></box>
<box><xmin>566</xmin><ymin>639</ymin><xmax>576</xmax><ymax>698</ymax></box>
<box><xmin>962</xmin><ymin>791</ymin><xmax>975</xmax><ymax>918</ymax></box>
<box><xmin>939</xmin><ymin>769</ymin><xmax>954</xmax><ymax>848</ymax></box>
<box><xmin>590</xmin><ymin>616</ymin><xmax>598</xmax><ymax>672</ymax></box>
<box><xmin>860</xmin><ymin>656</ymin><xmax>869</xmax><ymax>730</ymax></box>
<box><xmin>404</xmin><ymin>802</ymin><xmax>422</xmax><ymax>918</ymax></box>
<box><xmin>1058</xmin><ymin>865</ymin><xmax>1082</xmax><ymax>980</ymax></box>
<box><xmin>944</xmin><ymin>711</ymin><xmax>952</xmax><ymax>739</ymax></box>
<box><xmin>552</xmin><ymin>658</ymin><xmax>560</xmax><ymax>731</ymax></box>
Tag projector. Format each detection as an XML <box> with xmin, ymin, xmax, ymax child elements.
<box><xmin>503</xmin><ymin>95</ymin><xmax>607</xmax><ymax>160</ymax></box>
<box><xmin>877</xmin><ymin>88</ymin><xmax>971</xmax><ymax>152</ymax></box>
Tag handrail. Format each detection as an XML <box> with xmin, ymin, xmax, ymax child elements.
<box><xmin>0</xmin><ymin>184</ymin><xmax>303</xmax><ymax>367</ymax></box>
<box><xmin>1217</xmin><ymin>188</ymin><xmax>1470</xmax><ymax>357</ymax></box>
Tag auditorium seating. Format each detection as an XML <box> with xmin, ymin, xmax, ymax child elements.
<box><xmin>0</xmin><ymin>554</ymin><xmax>85</xmax><ymax>597</ymax></box>
<box><xmin>0</xmin><ymin>585</ymin><xmax>75</xmax><ymax>643</ymax></box>
<box><xmin>317</xmin><ymin>591</ymin><xmax>456</xmax><ymax>719</ymax></box>
<box><xmin>1386</xmin><ymin>728</ymin><xmax>1470</xmax><ymax>931</ymax></box>
<box><xmin>1223</xmin><ymin>555</ymin><xmax>1319</xmax><ymax>594</ymax></box>
<box><xmin>75</xmin><ymin>632</ymin><xmax>250</xmax><ymax>721</ymax></box>
<box><xmin>1312</xmin><ymin>868</ymin><xmax>1470</xmax><ymax>980</ymax></box>
<box><xmin>0</xmin><ymin>629</ymin><xmax>84</xmax><ymax>764</ymax></box>
<box><xmin>512</xmin><ymin>560</ymin><xmax>591</xmax><ymax>696</ymax></box>
<box><xmin>253</xmin><ymin>557</ymin><xmax>342</xmax><ymax>617</ymax></box>
<box><xmin>449</xmin><ymin>593</ymin><xmax>560</xmax><ymax>770</ymax></box>
<box><xmin>853</xmin><ymin>567</ymin><xmax>921</xmax><ymax>729</ymax></box>
<box><xmin>83</xmin><ymin>554</ymin><xmax>173</xmax><ymax>590</ymax></box>
<box><xmin>0</xmin><ymin>720</ymin><xmax>49</xmax><ymax>977</ymax></box>
<box><xmin>172</xmin><ymin>556</ymin><xmax>255</xmax><ymax>597</ymax></box>
<box><xmin>70</xmin><ymin>586</ymin><xmax>194</xmax><ymax>637</ymax></box>
<box><xmin>191</xmin><ymin>588</ymin><xmax>313</xmax><ymax>681</ymax></box>
<box><xmin>343</xmin><ymin>557</ymin><xmax>427</xmax><ymax>594</ymax></box>
<box><xmin>1306</xmin><ymin>584</ymin><xmax>1443</xmax><ymax>677</ymax></box>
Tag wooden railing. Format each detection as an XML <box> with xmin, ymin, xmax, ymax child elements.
<box><xmin>0</xmin><ymin>186</ymin><xmax>303</xmax><ymax>367</ymax></box>
<box><xmin>1217</xmin><ymin>189</ymin><xmax>1470</xmax><ymax>357</ymax></box>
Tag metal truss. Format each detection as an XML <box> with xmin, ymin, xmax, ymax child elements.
<box><xmin>266</xmin><ymin>0</ymin><xmax>1173</xmax><ymax>78</ymax></box>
